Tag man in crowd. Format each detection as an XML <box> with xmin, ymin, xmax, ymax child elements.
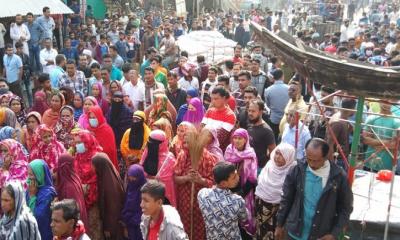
<box><xmin>123</xmin><ymin>69</ymin><xmax>145</xmax><ymax>111</ymax></box>
<box><xmin>143</xmin><ymin>67</ymin><xmax>164</xmax><ymax>109</ymax></box>
<box><xmin>166</xmin><ymin>71</ymin><xmax>187</xmax><ymax>112</ymax></box>
<box><xmin>140</xmin><ymin>180</ymin><xmax>188</xmax><ymax>239</ymax></box>
<box><xmin>59</xmin><ymin>59</ymin><xmax>87</xmax><ymax>95</ymax></box>
<box><xmin>202</xmin><ymin>86</ymin><xmax>236</xmax><ymax>151</ymax></box>
<box><xmin>250</xmin><ymin>59</ymin><xmax>269</xmax><ymax>98</ymax></box>
<box><xmin>232</xmin><ymin>70</ymin><xmax>252</xmax><ymax>109</ymax></box>
<box><xmin>264</xmin><ymin>69</ymin><xmax>290</xmax><ymax>140</ymax></box>
<box><xmin>36</xmin><ymin>7</ymin><xmax>55</xmax><ymax>41</ymax></box>
<box><xmin>110</xmin><ymin>45</ymin><xmax>124</xmax><ymax>69</ymax></box>
<box><xmin>198</xmin><ymin>161</ymin><xmax>247</xmax><ymax>239</ymax></box>
<box><xmin>3</xmin><ymin>44</ymin><xmax>23</xmax><ymax>97</ymax></box>
<box><xmin>40</xmin><ymin>38</ymin><xmax>58</xmax><ymax>74</ymax></box>
<box><xmin>77</xmin><ymin>54</ymin><xmax>92</xmax><ymax>78</ymax></box>
<box><xmin>200</xmin><ymin>66</ymin><xmax>219</xmax><ymax>109</ymax></box>
<box><xmin>26</xmin><ymin>12</ymin><xmax>43</xmax><ymax>73</ymax></box>
<box><xmin>61</xmin><ymin>38</ymin><xmax>78</xmax><ymax>61</ymax></box>
<box><xmin>275</xmin><ymin>138</ymin><xmax>353</xmax><ymax>240</ymax></box>
<box><xmin>102</xmin><ymin>54</ymin><xmax>122</xmax><ymax>81</ymax></box>
<box><xmin>10</xmin><ymin>14</ymin><xmax>30</xmax><ymax>56</ymax></box>
<box><xmin>49</xmin><ymin>54</ymin><xmax>66</xmax><ymax>89</ymax></box>
<box><xmin>51</xmin><ymin>199</ymin><xmax>90</xmax><ymax>240</ymax></box>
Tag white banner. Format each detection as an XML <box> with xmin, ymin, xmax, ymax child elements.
<box><xmin>176</xmin><ymin>0</ymin><xmax>187</xmax><ymax>17</ymax></box>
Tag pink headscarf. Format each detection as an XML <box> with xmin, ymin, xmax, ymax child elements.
<box><xmin>92</xmin><ymin>82</ymin><xmax>109</xmax><ymax>115</ymax></box>
<box><xmin>183</xmin><ymin>97</ymin><xmax>205</xmax><ymax>127</ymax></box>
<box><xmin>224</xmin><ymin>128</ymin><xmax>258</xmax><ymax>235</ymax></box>
<box><xmin>78</xmin><ymin>96</ymin><xmax>99</xmax><ymax>129</ymax></box>
<box><xmin>140</xmin><ymin>130</ymin><xmax>177</xmax><ymax>207</ymax></box>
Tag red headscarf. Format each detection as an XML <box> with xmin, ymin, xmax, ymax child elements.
<box><xmin>29</xmin><ymin>124</ymin><xmax>66</xmax><ymax>171</ymax></box>
<box><xmin>87</xmin><ymin>106</ymin><xmax>119</xmax><ymax>171</ymax></box>
<box><xmin>56</xmin><ymin>153</ymin><xmax>88</xmax><ymax>229</ymax></box>
<box><xmin>74</xmin><ymin>130</ymin><xmax>103</xmax><ymax>208</ymax></box>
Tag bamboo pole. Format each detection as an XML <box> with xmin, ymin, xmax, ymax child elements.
<box><xmin>348</xmin><ymin>96</ymin><xmax>364</xmax><ymax>185</ymax></box>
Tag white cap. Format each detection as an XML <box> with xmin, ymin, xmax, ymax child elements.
<box><xmin>82</xmin><ymin>49</ymin><xmax>92</xmax><ymax>56</ymax></box>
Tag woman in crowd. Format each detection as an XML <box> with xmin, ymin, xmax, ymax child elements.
<box><xmin>0</xmin><ymin>181</ymin><xmax>41</xmax><ymax>240</ymax></box>
<box><xmin>31</xmin><ymin>91</ymin><xmax>49</xmax><ymax>116</ymax></box>
<box><xmin>183</xmin><ymin>97</ymin><xmax>204</xmax><ymax>129</ymax></box>
<box><xmin>59</xmin><ymin>86</ymin><xmax>75</xmax><ymax>106</ymax></box>
<box><xmin>0</xmin><ymin>139</ymin><xmax>28</xmax><ymax>188</ymax></box>
<box><xmin>224</xmin><ymin>128</ymin><xmax>258</xmax><ymax>238</ymax></box>
<box><xmin>152</xmin><ymin>117</ymin><xmax>174</xmax><ymax>143</ymax></box>
<box><xmin>30</xmin><ymin>125</ymin><xmax>66</xmax><ymax>171</ymax></box>
<box><xmin>121</xmin><ymin>111</ymin><xmax>150</xmax><ymax>168</ymax></box>
<box><xmin>255</xmin><ymin>143</ymin><xmax>296</xmax><ymax>239</ymax></box>
<box><xmin>108</xmin><ymin>91</ymin><xmax>133</xmax><ymax>149</ymax></box>
<box><xmin>109</xmin><ymin>81</ymin><xmax>123</xmax><ymax>100</ymax></box>
<box><xmin>174</xmin><ymin>130</ymin><xmax>217</xmax><ymax>240</ymax></box>
<box><xmin>171</xmin><ymin>121</ymin><xmax>196</xmax><ymax>157</ymax></box>
<box><xmin>0</xmin><ymin>126</ymin><xmax>19</xmax><ymax>141</ymax></box>
<box><xmin>54</xmin><ymin>105</ymin><xmax>81</xmax><ymax>150</ymax></box>
<box><xmin>42</xmin><ymin>92</ymin><xmax>65</xmax><ymax>129</ymax></box>
<box><xmin>73</xmin><ymin>91</ymin><xmax>84</xmax><ymax>121</ymax></box>
<box><xmin>200</xmin><ymin>126</ymin><xmax>224</xmax><ymax>161</ymax></box>
<box><xmin>9</xmin><ymin>96</ymin><xmax>27</xmax><ymax>127</ymax></box>
<box><xmin>78</xmin><ymin>96</ymin><xmax>99</xmax><ymax>130</ymax></box>
<box><xmin>147</xmin><ymin>93</ymin><xmax>169</xmax><ymax>126</ymax></box>
<box><xmin>57</xmin><ymin>153</ymin><xmax>89</xmax><ymax>229</ymax></box>
<box><xmin>88</xmin><ymin>105</ymin><xmax>119</xmax><ymax>171</ymax></box>
<box><xmin>73</xmin><ymin>130</ymin><xmax>103</xmax><ymax>239</ymax></box>
<box><xmin>121</xmin><ymin>164</ymin><xmax>146</xmax><ymax>240</ymax></box>
<box><xmin>141</xmin><ymin>130</ymin><xmax>177</xmax><ymax>207</ymax></box>
<box><xmin>27</xmin><ymin>159</ymin><xmax>57</xmax><ymax>240</ymax></box>
<box><xmin>92</xmin><ymin>153</ymin><xmax>125</xmax><ymax>240</ymax></box>
<box><xmin>1</xmin><ymin>107</ymin><xmax>20</xmax><ymax>130</ymax></box>
<box><xmin>22</xmin><ymin>111</ymin><xmax>41</xmax><ymax>151</ymax></box>
<box><xmin>91</xmin><ymin>82</ymin><xmax>109</xmax><ymax>116</ymax></box>
<box><xmin>176</xmin><ymin>87</ymin><xmax>199</xmax><ymax>125</ymax></box>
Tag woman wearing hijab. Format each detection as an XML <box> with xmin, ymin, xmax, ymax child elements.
<box><xmin>108</xmin><ymin>91</ymin><xmax>133</xmax><ymax>149</ymax></box>
<box><xmin>0</xmin><ymin>139</ymin><xmax>28</xmax><ymax>188</ymax></box>
<box><xmin>255</xmin><ymin>143</ymin><xmax>296</xmax><ymax>239</ymax></box>
<box><xmin>0</xmin><ymin>181</ymin><xmax>41</xmax><ymax>240</ymax></box>
<box><xmin>91</xmin><ymin>82</ymin><xmax>110</xmax><ymax>116</ymax></box>
<box><xmin>182</xmin><ymin>97</ymin><xmax>205</xmax><ymax>128</ymax></box>
<box><xmin>152</xmin><ymin>117</ymin><xmax>174</xmax><ymax>144</ymax></box>
<box><xmin>9</xmin><ymin>96</ymin><xmax>27</xmax><ymax>127</ymax></box>
<box><xmin>0</xmin><ymin>126</ymin><xmax>19</xmax><ymax>141</ymax></box>
<box><xmin>92</xmin><ymin>153</ymin><xmax>125</xmax><ymax>240</ymax></box>
<box><xmin>109</xmin><ymin>81</ymin><xmax>123</xmax><ymax>100</ymax></box>
<box><xmin>73</xmin><ymin>130</ymin><xmax>103</xmax><ymax>240</ymax></box>
<box><xmin>59</xmin><ymin>86</ymin><xmax>75</xmax><ymax>106</ymax></box>
<box><xmin>31</xmin><ymin>91</ymin><xmax>49</xmax><ymax>115</ymax></box>
<box><xmin>140</xmin><ymin>130</ymin><xmax>177</xmax><ymax>207</ymax></box>
<box><xmin>27</xmin><ymin>159</ymin><xmax>57</xmax><ymax>240</ymax></box>
<box><xmin>174</xmin><ymin>130</ymin><xmax>217</xmax><ymax>240</ymax></box>
<box><xmin>121</xmin><ymin>111</ymin><xmax>150</xmax><ymax>168</ymax></box>
<box><xmin>54</xmin><ymin>106</ymin><xmax>81</xmax><ymax>150</ymax></box>
<box><xmin>2</xmin><ymin>107</ymin><xmax>21</xmax><ymax>130</ymax></box>
<box><xmin>176</xmin><ymin>87</ymin><xmax>199</xmax><ymax>125</ymax></box>
<box><xmin>171</xmin><ymin>121</ymin><xmax>196</xmax><ymax>157</ymax></box>
<box><xmin>200</xmin><ymin>126</ymin><xmax>224</xmax><ymax>161</ymax></box>
<box><xmin>57</xmin><ymin>153</ymin><xmax>89</xmax><ymax>229</ymax></box>
<box><xmin>78</xmin><ymin>96</ymin><xmax>99</xmax><ymax>130</ymax></box>
<box><xmin>42</xmin><ymin>92</ymin><xmax>65</xmax><ymax>129</ymax></box>
<box><xmin>87</xmin><ymin>105</ymin><xmax>119</xmax><ymax>171</ymax></box>
<box><xmin>22</xmin><ymin>111</ymin><xmax>41</xmax><ymax>151</ymax></box>
<box><xmin>30</xmin><ymin>124</ymin><xmax>66</xmax><ymax>171</ymax></box>
<box><xmin>224</xmin><ymin>128</ymin><xmax>258</xmax><ymax>238</ymax></box>
<box><xmin>147</xmin><ymin>93</ymin><xmax>171</xmax><ymax>127</ymax></box>
<box><xmin>121</xmin><ymin>164</ymin><xmax>146</xmax><ymax>240</ymax></box>
<box><xmin>73</xmin><ymin>91</ymin><xmax>84</xmax><ymax>121</ymax></box>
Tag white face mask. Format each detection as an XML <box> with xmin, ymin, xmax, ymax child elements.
<box><xmin>366</xmin><ymin>50</ymin><xmax>373</xmax><ymax>56</ymax></box>
<box><xmin>251</xmin><ymin>53</ymin><xmax>262</xmax><ymax>59</ymax></box>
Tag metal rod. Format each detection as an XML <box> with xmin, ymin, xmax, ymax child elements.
<box><xmin>383</xmin><ymin>130</ymin><xmax>400</xmax><ymax>240</ymax></box>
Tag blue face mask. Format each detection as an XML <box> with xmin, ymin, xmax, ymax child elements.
<box><xmin>89</xmin><ymin>118</ymin><xmax>99</xmax><ymax>128</ymax></box>
<box><xmin>76</xmin><ymin>143</ymin><xmax>86</xmax><ymax>154</ymax></box>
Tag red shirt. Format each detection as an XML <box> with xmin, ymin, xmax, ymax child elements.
<box><xmin>232</xmin><ymin>56</ymin><xmax>243</xmax><ymax>64</ymax></box>
<box><xmin>147</xmin><ymin>210</ymin><xmax>164</xmax><ymax>240</ymax></box>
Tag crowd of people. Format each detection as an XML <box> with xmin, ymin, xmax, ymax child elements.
<box><xmin>0</xmin><ymin>1</ymin><xmax>399</xmax><ymax>240</ymax></box>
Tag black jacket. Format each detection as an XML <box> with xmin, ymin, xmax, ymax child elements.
<box><xmin>276</xmin><ymin>161</ymin><xmax>353</xmax><ymax>239</ymax></box>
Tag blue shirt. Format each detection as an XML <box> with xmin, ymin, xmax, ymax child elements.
<box><xmin>3</xmin><ymin>54</ymin><xmax>22</xmax><ymax>83</ymax></box>
<box><xmin>36</xmin><ymin>16</ymin><xmax>55</xmax><ymax>40</ymax></box>
<box><xmin>61</xmin><ymin>47</ymin><xmax>78</xmax><ymax>61</ymax></box>
<box><xmin>264</xmin><ymin>80</ymin><xmax>290</xmax><ymax>124</ymax></box>
<box><xmin>49</xmin><ymin>66</ymin><xmax>65</xmax><ymax>89</ymax></box>
<box><xmin>110</xmin><ymin>66</ymin><xmax>122</xmax><ymax>81</ymax></box>
<box><xmin>281</xmin><ymin>122</ymin><xmax>311</xmax><ymax>161</ymax></box>
<box><xmin>25</xmin><ymin>21</ymin><xmax>43</xmax><ymax>47</ymax></box>
<box><xmin>290</xmin><ymin>168</ymin><xmax>323</xmax><ymax>240</ymax></box>
<box><xmin>115</xmin><ymin>40</ymin><xmax>128</xmax><ymax>60</ymax></box>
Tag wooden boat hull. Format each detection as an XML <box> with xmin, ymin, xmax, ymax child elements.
<box><xmin>251</xmin><ymin>22</ymin><xmax>400</xmax><ymax>99</ymax></box>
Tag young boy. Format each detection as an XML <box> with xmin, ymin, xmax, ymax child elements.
<box><xmin>198</xmin><ymin>161</ymin><xmax>248</xmax><ymax>239</ymax></box>
<box><xmin>140</xmin><ymin>180</ymin><xmax>188</xmax><ymax>240</ymax></box>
